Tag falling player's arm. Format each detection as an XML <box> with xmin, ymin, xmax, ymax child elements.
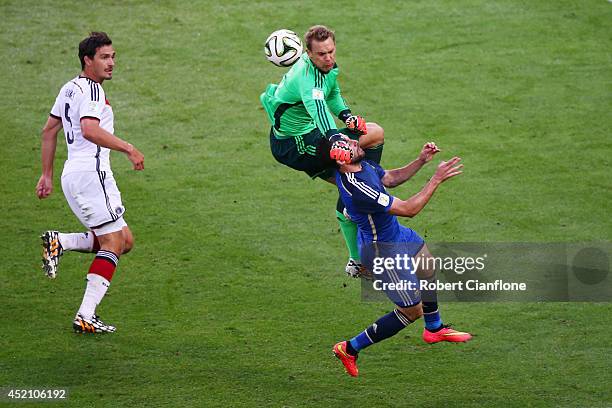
<box><xmin>388</xmin><ymin>157</ymin><xmax>463</xmax><ymax>218</ymax></box>
<box><xmin>382</xmin><ymin>142</ymin><xmax>441</xmax><ymax>188</ymax></box>
<box><xmin>81</xmin><ymin>118</ymin><xmax>144</xmax><ymax>170</ymax></box>
<box><xmin>382</xmin><ymin>158</ymin><xmax>428</xmax><ymax>189</ymax></box>
<box><xmin>36</xmin><ymin>115</ymin><xmax>63</xmax><ymax>199</ymax></box>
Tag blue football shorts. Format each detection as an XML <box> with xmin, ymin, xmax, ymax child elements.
<box><xmin>359</xmin><ymin>226</ymin><xmax>425</xmax><ymax>307</ymax></box>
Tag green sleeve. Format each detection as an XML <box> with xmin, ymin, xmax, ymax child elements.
<box><xmin>327</xmin><ymin>81</ymin><xmax>351</xmax><ymax>120</ymax></box>
<box><xmin>299</xmin><ymin>73</ymin><xmax>338</xmax><ymax>137</ymax></box>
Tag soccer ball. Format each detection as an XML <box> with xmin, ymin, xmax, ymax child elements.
<box><xmin>264</xmin><ymin>29</ymin><xmax>303</xmax><ymax>67</ymax></box>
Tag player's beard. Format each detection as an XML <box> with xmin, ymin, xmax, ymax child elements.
<box><xmin>351</xmin><ymin>149</ymin><xmax>366</xmax><ymax>163</ymax></box>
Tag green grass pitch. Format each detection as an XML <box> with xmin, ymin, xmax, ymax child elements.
<box><xmin>1</xmin><ymin>0</ymin><xmax>611</xmax><ymax>406</ymax></box>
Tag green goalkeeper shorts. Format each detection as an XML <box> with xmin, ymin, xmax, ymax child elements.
<box><xmin>269</xmin><ymin>127</ymin><xmax>358</xmax><ymax>179</ymax></box>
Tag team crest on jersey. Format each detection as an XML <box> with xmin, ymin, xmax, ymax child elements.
<box><xmin>88</xmin><ymin>101</ymin><xmax>97</xmax><ymax>112</ymax></box>
<box><xmin>312</xmin><ymin>88</ymin><xmax>324</xmax><ymax>100</ymax></box>
<box><xmin>377</xmin><ymin>193</ymin><xmax>390</xmax><ymax>207</ymax></box>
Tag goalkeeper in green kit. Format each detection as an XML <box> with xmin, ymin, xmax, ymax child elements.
<box><xmin>260</xmin><ymin>25</ymin><xmax>385</xmax><ymax>276</ymax></box>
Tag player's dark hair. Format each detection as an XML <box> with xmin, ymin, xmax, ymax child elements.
<box><xmin>305</xmin><ymin>25</ymin><xmax>335</xmax><ymax>50</ymax></box>
<box><xmin>79</xmin><ymin>32</ymin><xmax>112</xmax><ymax>69</ymax></box>
<box><xmin>316</xmin><ymin>137</ymin><xmax>340</xmax><ymax>169</ymax></box>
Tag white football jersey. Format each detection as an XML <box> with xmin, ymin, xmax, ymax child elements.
<box><xmin>50</xmin><ymin>76</ymin><xmax>114</xmax><ymax>175</ymax></box>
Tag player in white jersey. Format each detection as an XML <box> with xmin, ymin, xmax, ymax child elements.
<box><xmin>35</xmin><ymin>32</ymin><xmax>144</xmax><ymax>334</ymax></box>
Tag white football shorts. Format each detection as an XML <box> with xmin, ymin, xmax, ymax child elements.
<box><xmin>61</xmin><ymin>171</ymin><xmax>127</xmax><ymax>235</ymax></box>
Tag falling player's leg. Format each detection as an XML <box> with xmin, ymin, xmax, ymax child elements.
<box><xmin>333</xmin><ymin>305</ymin><xmax>421</xmax><ymax>377</ymax></box>
<box><xmin>334</xmin><ymin>244</ymin><xmax>423</xmax><ymax>377</ymax></box>
<box><xmin>415</xmin><ymin>244</ymin><xmax>472</xmax><ymax>343</ymax></box>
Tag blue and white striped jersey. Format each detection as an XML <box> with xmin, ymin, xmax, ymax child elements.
<box><xmin>336</xmin><ymin>160</ymin><xmax>402</xmax><ymax>243</ymax></box>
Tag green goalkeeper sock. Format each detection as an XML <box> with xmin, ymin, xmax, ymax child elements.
<box><xmin>336</xmin><ymin>210</ymin><xmax>360</xmax><ymax>261</ymax></box>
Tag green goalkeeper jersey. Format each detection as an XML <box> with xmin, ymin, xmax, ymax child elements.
<box><xmin>260</xmin><ymin>53</ymin><xmax>351</xmax><ymax>139</ymax></box>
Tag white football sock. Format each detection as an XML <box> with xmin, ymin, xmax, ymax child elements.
<box><xmin>77</xmin><ymin>273</ymin><xmax>110</xmax><ymax>320</ymax></box>
<box><xmin>58</xmin><ymin>232</ymin><xmax>95</xmax><ymax>252</ymax></box>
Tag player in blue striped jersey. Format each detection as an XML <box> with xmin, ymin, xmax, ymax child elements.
<box><xmin>319</xmin><ymin>136</ymin><xmax>472</xmax><ymax>377</ymax></box>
